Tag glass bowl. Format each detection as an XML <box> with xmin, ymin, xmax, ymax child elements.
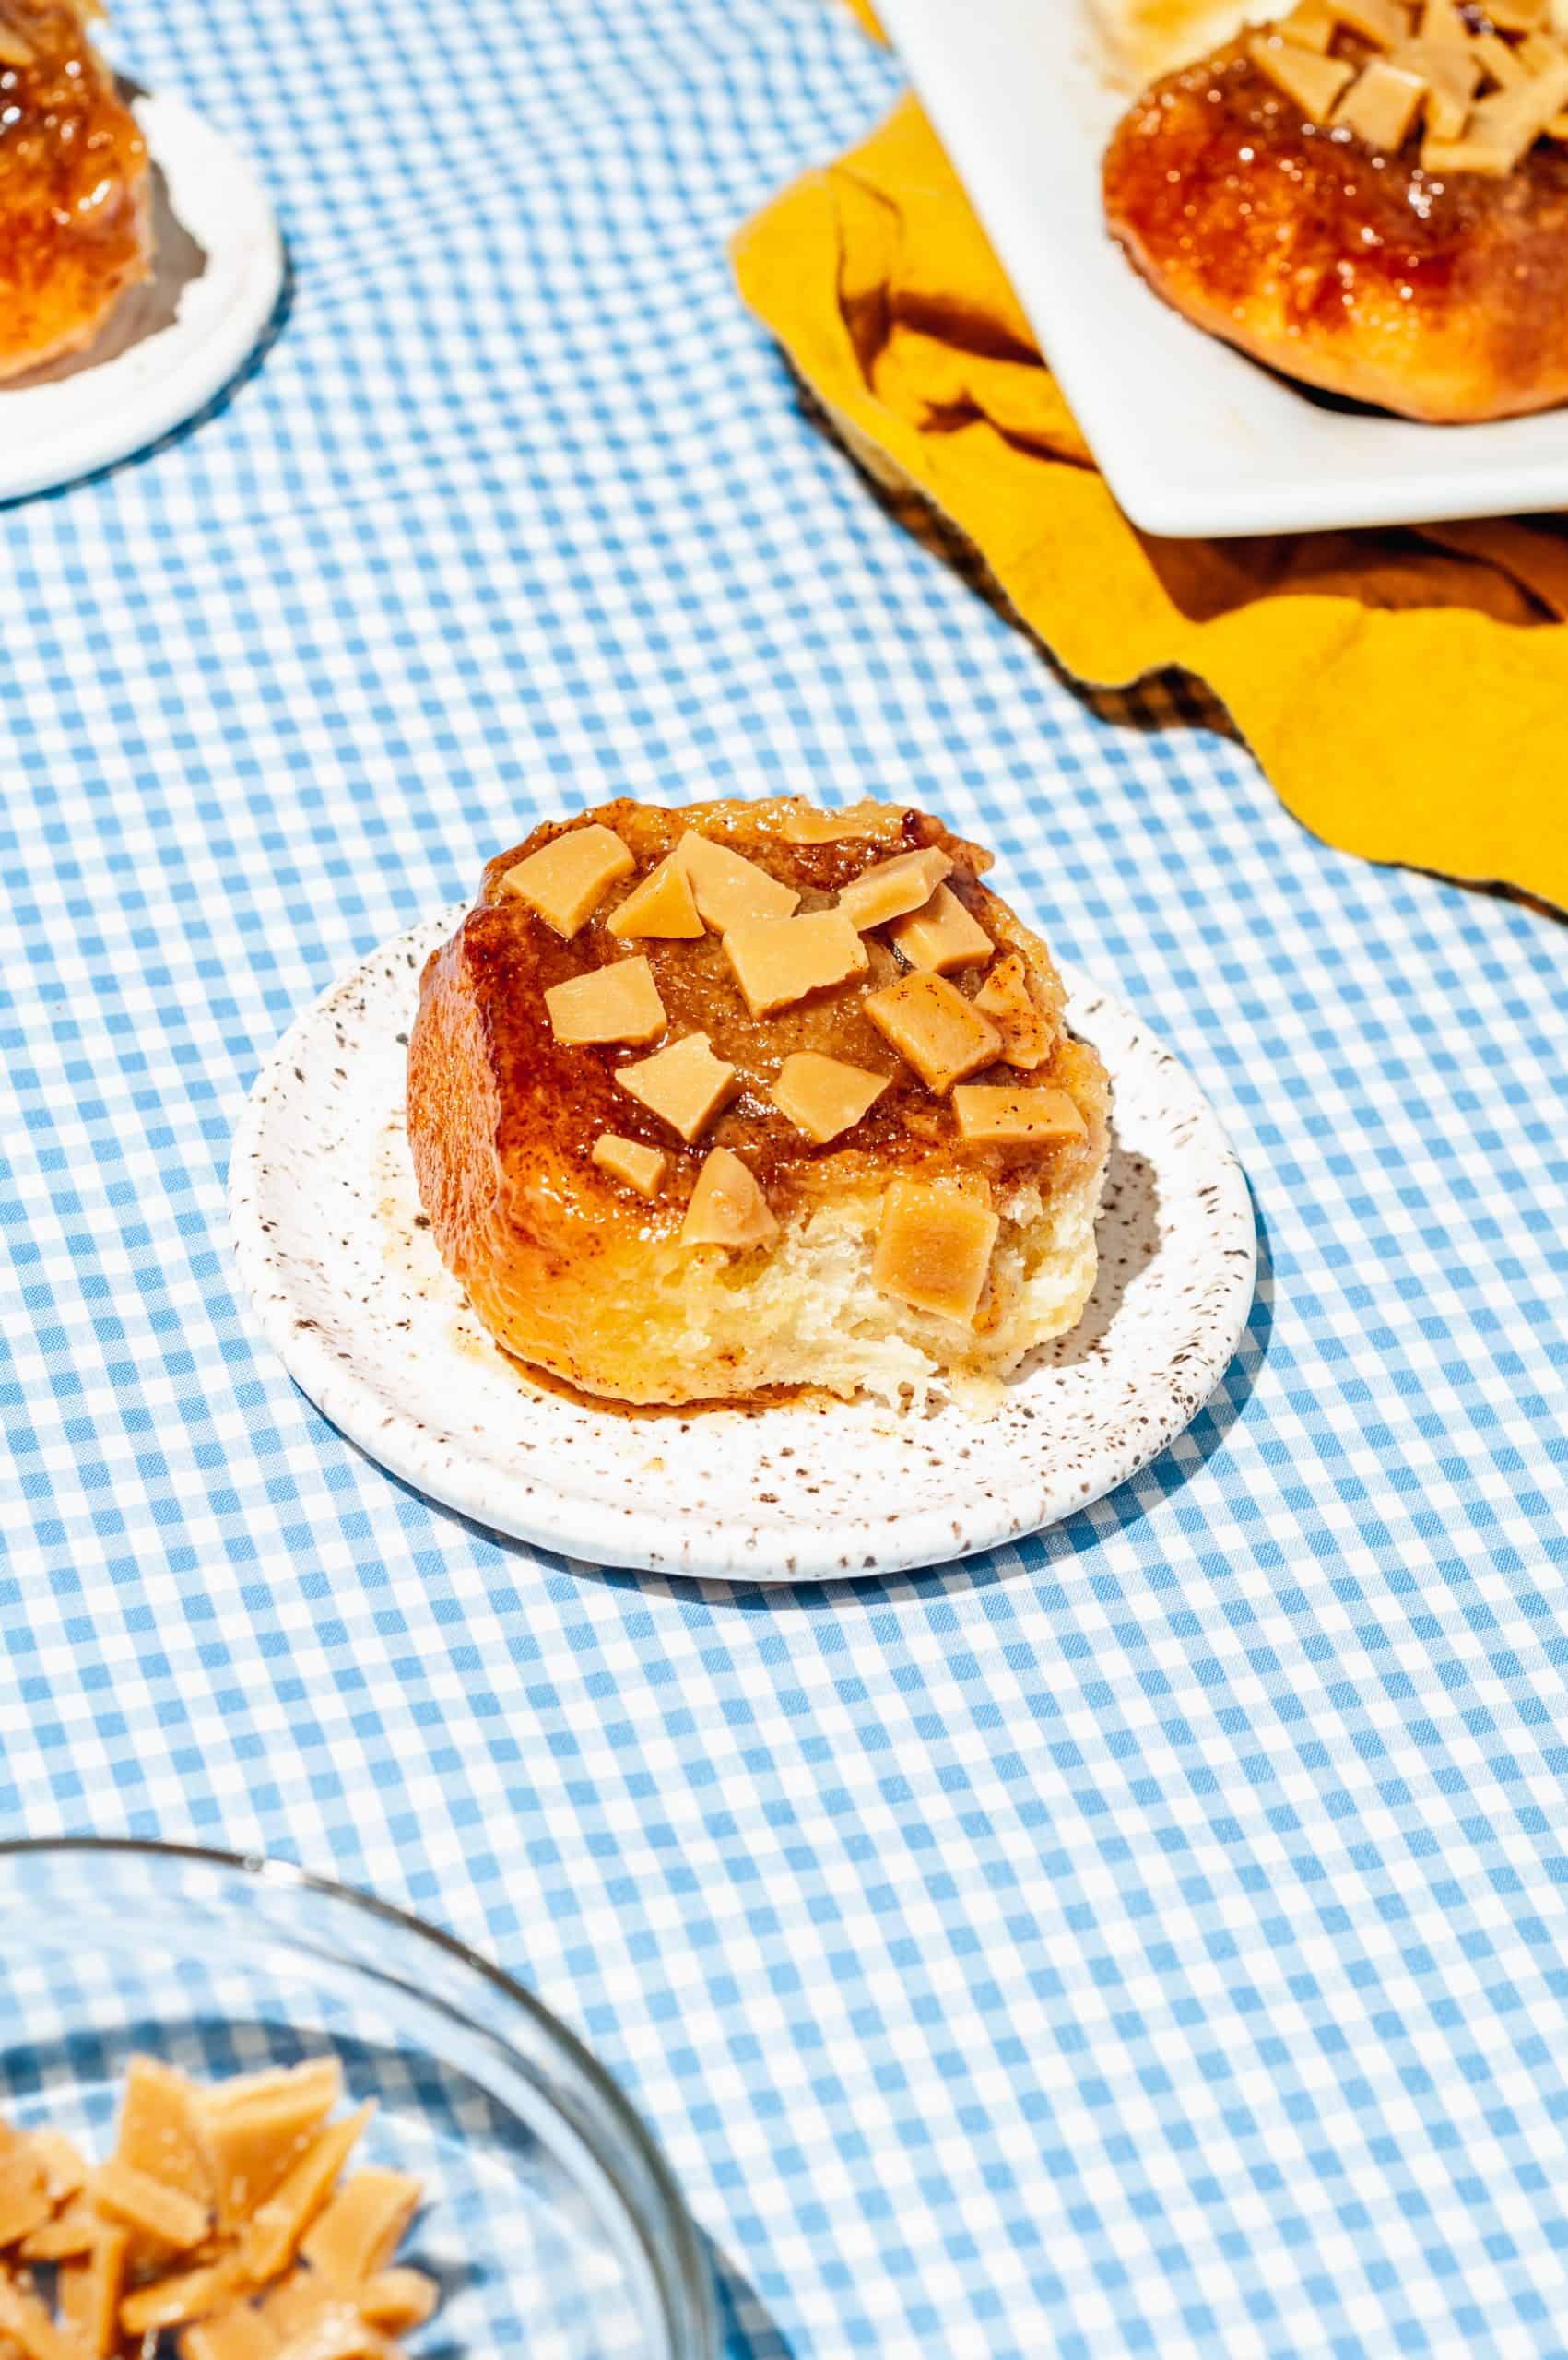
<box><xmin>0</xmin><ymin>1839</ymin><xmax>717</xmax><ymax>2360</ymax></box>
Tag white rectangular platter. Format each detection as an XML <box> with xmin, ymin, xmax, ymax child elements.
<box><xmin>874</xmin><ymin>0</ymin><xmax>1568</xmax><ymax>537</ymax></box>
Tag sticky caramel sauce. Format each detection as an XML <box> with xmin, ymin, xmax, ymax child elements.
<box><xmin>1103</xmin><ymin>39</ymin><xmax>1568</xmax><ymax>406</ymax></box>
<box><xmin>0</xmin><ymin>0</ymin><xmax>151</xmax><ymax>380</ymax></box>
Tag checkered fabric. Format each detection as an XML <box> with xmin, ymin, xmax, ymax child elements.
<box><xmin>2</xmin><ymin>0</ymin><xmax>1566</xmax><ymax>2352</ymax></box>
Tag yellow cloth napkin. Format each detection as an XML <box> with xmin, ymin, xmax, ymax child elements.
<box><xmin>733</xmin><ymin>92</ymin><xmax>1568</xmax><ymax>909</ymax></box>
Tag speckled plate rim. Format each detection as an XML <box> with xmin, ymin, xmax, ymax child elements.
<box><xmin>229</xmin><ymin>911</ymin><xmax>1256</xmax><ymax>1583</ymax></box>
<box><xmin>0</xmin><ymin>89</ymin><xmax>282</xmax><ymax>504</ymax></box>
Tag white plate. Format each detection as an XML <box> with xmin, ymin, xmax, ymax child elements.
<box><xmin>0</xmin><ymin>88</ymin><xmax>282</xmax><ymax>503</ymax></box>
<box><xmin>229</xmin><ymin>912</ymin><xmax>1255</xmax><ymax>1582</ymax></box>
<box><xmin>876</xmin><ymin>0</ymin><xmax>1568</xmax><ymax>538</ymax></box>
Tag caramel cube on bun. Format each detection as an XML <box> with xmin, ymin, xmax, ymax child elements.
<box><xmin>681</xmin><ymin>1149</ymin><xmax>778</xmax><ymax>1249</ymax></box>
<box><xmin>888</xmin><ymin>884</ymin><xmax>993</xmax><ymax>975</ymax></box>
<box><xmin>674</xmin><ymin>832</ymin><xmax>798</xmax><ymax>931</ymax></box>
<box><xmin>864</xmin><ymin>972</ymin><xmax>1002</xmax><ymax>1094</ymax></box>
<box><xmin>973</xmin><ymin>953</ymin><xmax>1052</xmax><ymax>1069</ymax></box>
<box><xmin>769</xmin><ymin>1053</ymin><xmax>889</xmax><ymax>1144</ymax></box>
<box><xmin>591</xmin><ymin>1134</ymin><xmax>668</xmax><ymax>1198</ymax></box>
<box><xmin>778</xmin><ymin>799</ymin><xmax>907</xmax><ymax>844</ymax></box>
<box><xmin>501</xmin><ymin>824</ymin><xmax>634</xmax><ymax>938</ymax></box>
<box><xmin>722</xmin><ymin>910</ymin><xmax>868</xmax><ymax>1018</ymax></box>
<box><xmin>872</xmin><ymin>1181</ymin><xmax>999</xmax><ymax>1327</ymax></box>
<box><xmin>1246</xmin><ymin>31</ymin><xmax>1354</xmax><ymax>115</ymax></box>
<box><xmin>604</xmin><ymin>853</ymin><xmax>703</xmax><ymax>940</ymax></box>
<box><xmin>952</xmin><ymin>1085</ymin><xmax>1088</xmax><ymax>1145</ymax></box>
<box><xmin>544</xmin><ymin>958</ymin><xmax>666</xmax><ymax>1046</ymax></box>
<box><xmin>615</xmin><ymin>1032</ymin><xmax>738</xmax><ymax>1142</ymax></box>
<box><xmin>836</xmin><ymin>846</ymin><xmax>950</xmax><ymax>932</ymax></box>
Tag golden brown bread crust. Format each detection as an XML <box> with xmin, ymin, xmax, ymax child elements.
<box><xmin>407</xmin><ymin>799</ymin><xmax>1110</xmax><ymax>1407</ymax></box>
<box><xmin>0</xmin><ymin>0</ymin><xmax>152</xmax><ymax>384</ymax></box>
<box><xmin>1102</xmin><ymin>39</ymin><xmax>1568</xmax><ymax>423</ymax></box>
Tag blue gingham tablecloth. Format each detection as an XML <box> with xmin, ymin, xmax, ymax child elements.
<box><xmin>3</xmin><ymin>1</ymin><xmax>1567</xmax><ymax>2352</ymax></box>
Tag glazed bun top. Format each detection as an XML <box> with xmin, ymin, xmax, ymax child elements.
<box><xmin>443</xmin><ymin>796</ymin><xmax>1094</xmax><ymax>1233</ymax></box>
<box><xmin>0</xmin><ymin>0</ymin><xmax>151</xmax><ymax>381</ymax></box>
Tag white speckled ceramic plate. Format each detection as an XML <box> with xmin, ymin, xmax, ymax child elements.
<box><xmin>0</xmin><ymin>88</ymin><xmax>282</xmax><ymax>504</ymax></box>
<box><xmin>230</xmin><ymin>912</ymin><xmax>1256</xmax><ymax>1582</ymax></box>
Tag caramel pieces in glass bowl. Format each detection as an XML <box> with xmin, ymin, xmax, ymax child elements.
<box><xmin>0</xmin><ymin>2058</ymin><xmax>432</xmax><ymax>2360</ymax></box>
<box><xmin>1247</xmin><ymin>0</ymin><xmax>1568</xmax><ymax>173</ymax></box>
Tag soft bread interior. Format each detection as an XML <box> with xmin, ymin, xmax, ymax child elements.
<box><xmin>610</xmin><ymin>1171</ymin><xmax>1103</xmax><ymax>1411</ymax></box>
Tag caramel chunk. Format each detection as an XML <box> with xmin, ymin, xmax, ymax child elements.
<box><xmin>603</xmin><ymin>853</ymin><xmax>703</xmax><ymax>940</ymax></box>
<box><xmin>769</xmin><ymin>1053</ymin><xmax>889</xmax><ymax>1144</ymax></box>
<box><xmin>871</xmin><ymin>1181</ymin><xmax>999</xmax><ymax>1327</ymax></box>
<box><xmin>1518</xmin><ymin>27</ymin><xmax>1564</xmax><ymax>71</ymax></box>
<box><xmin>358</xmin><ymin>2272</ymin><xmax>439</xmax><ymax>2335</ymax></box>
<box><xmin>591</xmin><ymin>1133</ymin><xmax>667</xmax><ymax>1198</ymax></box>
<box><xmin>835</xmin><ymin>846</ymin><xmax>950</xmax><ymax>932</ymax></box>
<box><xmin>972</xmin><ymin>954</ymin><xmax>1051</xmax><ymax>1069</ymax></box>
<box><xmin>258</xmin><ymin>2272</ymin><xmax>324</xmax><ymax>2338</ymax></box>
<box><xmin>865</xmin><ymin>973</ymin><xmax>1002</xmax><ymax>1094</ymax></box>
<box><xmin>1468</xmin><ymin>28</ymin><xmax>1527</xmax><ymax>88</ymax></box>
<box><xmin>199</xmin><ymin>2060</ymin><xmax>342</xmax><ymax>2237</ymax></box>
<box><xmin>680</xmin><ymin>1150</ymin><xmax>779</xmax><ymax>1250</ymax></box>
<box><xmin>181</xmin><ymin>2307</ymin><xmax>283</xmax><ymax>2360</ymax></box>
<box><xmin>674</xmin><ymin>833</ymin><xmax>798</xmax><ymax>930</ymax></box>
<box><xmin>1</xmin><ymin>2060</ymin><xmax>427</xmax><ymax>2360</ymax></box>
<box><xmin>722</xmin><ymin>910</ymin><xmax>868</xmax><ymax>1018</ymax></box>
<box><xmin>1247</xmin><ymin>30</ymin><xmax>1353</xmax><ymax>113</ymax></box>
<box><xmin>888</xmin><ymin>884</ymin><xmax>994</xmax><ymax>974</ymax></box>
<box><xmin>543</xmin><ymin>957</ymin><xmax>666</xmax><ymax>1047</ymax></box>
<box><xmin>266</xmin><ymin>2296</ymin><xmax>384</xmax><ymax>2360</ymax></box>
<box><xmin>501</xmin><ymin>825</ymin><xmax>634</xmax><ymax>938</ymax></box>
<box><xmin>1419</xmin><ymin>0</ymin><xmax>1467</xmax><ymax>37</ymax></box>
<box><xmin>122</xmin><ymin>2261</ymin><xmax>243</xmax><ymax>2341</ymax></box>
<box><xmin>1328</xmin><ymin>0</ymin><xmax>1408</xmax><ymax>45</ymax></box>
<box><xmin>90</xmin><ymin>2158</ymin><xmax>209</xmax><ymax>2253</ymax></box>
<box><xmin>777</xmin><ymin>800</ymin><xmax>907</xmax><ymax>844</ymax></box>
<box><xmin>1424</xmin><ymin>54</ymin><xmax>1568</xmax><ymax>170</ymax></box>
<box><xmin>114</xmin><ymin>2058</ymin><xmax>211</xmax><ymax>2210</ymax></box>
<box><xmin>241</xmin><ymin>2107</ymin><xmax>373</xmax><ymax>2287</ymax></box>
<box><xmin>615</xmin><ymin>1032</ymin><xmax>738</xmax><ymax>1142</ymax></box>
<box><xmin>28</xmin><ymin>2133</ymin><xmax>87</xmax><ymax>2210</ymax></box>
<box><xmin>58</xmin><ymin>2227</ymin><xmax>128</xmax><ymax>2360</ymax></box>
<box><xmin>0</xmin><ymin>2272</ymin><xmax>77</xmax><ymax>2360</ymax></box>
<box><xmin>1334</xmin><ymin>55</ymin><xmax>1427</xmax><ymax>147</ymax></box>
<box><xmin>19</xmin><ymin>2201</ymin><xmax>100</xmax><ymax>2262</ymax></box>
<box><xmin>1392</xmin><ymin>37</ymin><xmax>1480</xmax><ymax>136</ymax></box>
<box><xmin>0</xmin><ymin>2145</ymin><xmax>51</xmax><ymax>2248</ymax></box>
<box><xmin>952</xmin><ymin>1085</ymin><xmax>1088</xmax><ymax>1145</ymax></box>
<box><xmin>299</xmin><ymin>2170</ymin><xmax>421</xmax><ymax>2293</ymax></box>
<box><xmin>1276</xmin><ymin>0</ymin><xmax>1335</xmax><ymax>49</ymax></box>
